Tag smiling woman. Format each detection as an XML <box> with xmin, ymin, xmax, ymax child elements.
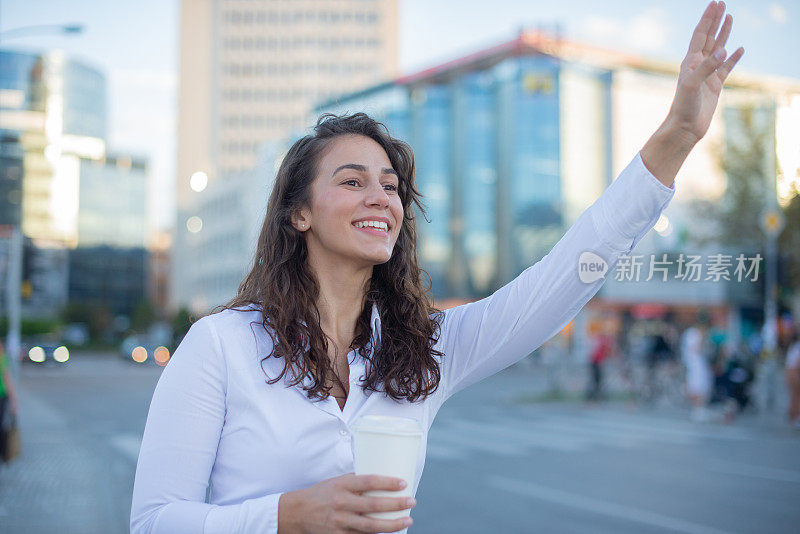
<box><xmin>222</xmin><ymin>114</ymin><xmax>445</xmax><ymax>407</ymax></box>
<box><xmin>130</xmin><ymin>4</ymin><xmax>744</xmax><ymax>533</ymax></box>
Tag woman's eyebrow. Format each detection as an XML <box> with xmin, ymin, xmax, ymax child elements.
<box><xmin>332</xmin><ymin>163</ymin><xmax>398</xmax><ymax>178</ymax></box>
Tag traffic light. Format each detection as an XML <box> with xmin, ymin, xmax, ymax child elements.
<box><xmin>0</xmin><ymin>132</ymin><xmax>23</xmax><ymax>226</ymax></box>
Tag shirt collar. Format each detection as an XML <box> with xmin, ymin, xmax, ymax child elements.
<box><xmin>256</xmin><ymin>301</ymin><xmax>382</xmax><ymax>390</ymax></box>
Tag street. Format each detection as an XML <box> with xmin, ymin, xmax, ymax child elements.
<box><xmin>1</xmin><ymin>352</ymin><xmax>798</xmax><ymax>533</ymax></box>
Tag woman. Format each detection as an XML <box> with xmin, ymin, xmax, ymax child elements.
<box><xmin>131</xmin><ymin>3</ymin><xmax>743</xmax><ymax>533</ymax></box>
<box><xmin>681</xmin><ymin>312</ymin><xmax>715</xmax><ymax>422</ymax></box>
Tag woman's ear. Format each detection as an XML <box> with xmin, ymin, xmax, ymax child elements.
<box><xmin>291</xmin><ymin>208</ymin><xmax>310</xmax><ymax>231</ymax></box>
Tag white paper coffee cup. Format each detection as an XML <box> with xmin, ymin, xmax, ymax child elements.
<box><xmin>351</xmin><ymin>415</ymin><xmax>422</xmax><ymax>520</ymax></box>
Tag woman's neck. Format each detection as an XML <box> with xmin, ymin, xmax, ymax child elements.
<box><xmin>308</xmin><ymin>253</ymin><xmax>372</xmax><ymax>346</ymax></box>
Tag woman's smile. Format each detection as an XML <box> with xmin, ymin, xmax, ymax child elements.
<box><xmin>353</xmin><ymin>225</ymin><xmax>390</xmax><ymax>238</ymax></box>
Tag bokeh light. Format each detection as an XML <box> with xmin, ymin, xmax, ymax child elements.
<box><xmin>54</xmin><ymin>346</ymin><xmax>69</xmax><ymax>363</ymax></box>
<box><xmin>186</xmin><ymin>216</ymin><xmax>203</xmax><ymax>233</ymax></box>
<box><xmin>190</xmin><ymin>171</ymin><xmax>208</xmax><ymax>192</ymax></box>
<box><xmin>132</xmin><ymin>346</ymin><xmax>148</xmax><ymax>363</ymax></box>
<box><xmin>153</xmin><ymin>346</ymin><xmax>171</xmax><ymax>366</ymax></box>
<box><xmin>29</xmin><ymin>346</ymin><xmax>45</xmax><ymax>363</ymax></box>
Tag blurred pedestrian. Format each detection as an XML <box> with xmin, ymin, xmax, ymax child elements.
<box><xmin>785</xmin><ymin>331</ymin><xmax>800</xmax><ymax>428</ymax></box>
<box><xmin>585</xmin><ymin>329</ymin><xmax>615</xmax><ymax>402</ymax></box>
<box><xmin>0</xmin><ymin>337</ymin><xmax>21</xmax><ymax>464</ymax></box>
<box><xmin>681</xmin><ymin>312</ymin><xmax>713</xmax><ymax>422</ymax></box>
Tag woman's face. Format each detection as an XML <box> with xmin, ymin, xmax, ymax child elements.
<box><xmin>294</xmin><ymin>134</ymin><xmax>404</xmax><ymax>268</ymax></box>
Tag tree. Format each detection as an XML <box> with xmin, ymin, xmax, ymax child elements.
<box><xmin>689</xmin><ymin>104</ymin><xmax>800</xmax><ymax>313</ymax></box>
<box><xmin>131</xmin><ymin>299</ymin><xmax>157</xmax><ymax>332</ymax></box>
<box><xmin>688</xmin><ymin>105</ymin><xmax>769</xmax><ymax>250</ymax></box>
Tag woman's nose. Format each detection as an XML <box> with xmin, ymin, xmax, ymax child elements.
<box><xmin>365</xmin><ymin>181</ymin><xmax>390</xmax><ymax>207</ymax></box>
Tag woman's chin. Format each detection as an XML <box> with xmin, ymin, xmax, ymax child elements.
<box><xmin>357</xmin><ymin>249</ymin><xmax>393</xmax><ymax>266</ymax></box>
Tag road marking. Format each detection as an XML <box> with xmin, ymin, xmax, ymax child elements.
<box><xmin>488</xmin><ymin>475</ymin><xmax>733</xmax><ymax>534</ymax></box>
<box><xmin>110</xmin><ymin>433</ymin><xmax>142</xmax><ymax>463</ymax></box>
<box><xmin>707</xmin><ymin>460</ymin><xmax>800</xmax><ymax>484</ymax></box>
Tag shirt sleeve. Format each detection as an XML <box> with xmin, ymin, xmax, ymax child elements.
<box><xmin>130</xmin><ymin>316</ymin><xmax>284</xmax><ymax>534</ymax></box>
<box><xmin>437</xmin><ymin>152</ymin><xmax>675</xmax><ymax>400</ymax></box>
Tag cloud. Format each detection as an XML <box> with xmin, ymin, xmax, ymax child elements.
<box><xmin>768</xmin><ymin>4</ymin><xmax>788</xmax><ymax>24</ymax></box>
<box><xmin>580</xmin><ymin>7</ymin><xmax>670</xmax><ymax>55</ymax></box>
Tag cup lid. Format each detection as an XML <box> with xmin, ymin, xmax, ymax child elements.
<box><xmin>352</xmin><ymin>415</ymin><xmax>422</xmax><ymax>436</ymax></box>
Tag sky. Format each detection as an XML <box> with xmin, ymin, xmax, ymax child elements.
<box><xmin>1</xmin><ymin>0</ymin><xmax>798</xmax><ymax>238</ymax></box>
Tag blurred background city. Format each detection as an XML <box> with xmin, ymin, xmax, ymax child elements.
<box><xmin>1</xmin><ymin>0</ymin><xmax>799</xmax><ymax>532</ymax></box>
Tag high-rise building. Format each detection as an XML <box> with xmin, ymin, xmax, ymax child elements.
<box><xmin>76</xmin><ymin>153</ymin><xmax>148</xmax><ymax>248</ymax></box>
<box><xmin>174</xmin><ymin>0</ymin><xmax>399</xmax><ymax>312</ymax></box>
<box><xmin>0</xmin><ymin>49</ymin><xmax>153</xmax><ymax>320</ymax></box>
<box><xmin>0</xmin><ymin>49</ymin><xmax>107</xmax><ymax>245</ymax></box>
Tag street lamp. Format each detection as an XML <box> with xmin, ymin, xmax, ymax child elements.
<box><xmin>0</xmin><ymin>23</ymin><xmax>84</xmax><ymax>40</ymax></box>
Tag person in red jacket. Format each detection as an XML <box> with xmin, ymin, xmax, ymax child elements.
<box><xmin>586</xmin><ymin>330</ymin><xmax>615</xmax><ymax>402</ymax></box>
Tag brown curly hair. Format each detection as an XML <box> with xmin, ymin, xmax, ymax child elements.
<box><xmin>208</xmin><ymin>113</ymin><xmax>444</xmax><ymax>403</ymax></box>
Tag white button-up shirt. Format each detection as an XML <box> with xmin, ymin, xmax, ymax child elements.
<box><xmin>131</xmin><ymin>152</ymin><xmax>675</xmax><ymax>534</ymax></box>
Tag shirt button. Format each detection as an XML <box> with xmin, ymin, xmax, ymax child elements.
<box><xmin>339</xmin><ymin>429</ymin><xmax>349</xmax><ymax>436</ymax></box>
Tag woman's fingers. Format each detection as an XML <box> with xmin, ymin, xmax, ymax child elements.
<box><xmin>687</xmin><ymin>2</ymin><xmax>718</xmax><ymax>55</ymax></box>
<box><xmin>344</xmin><ymin>474</ymin><xmax>406</xmax><ymax>494</ymax></box>
<box><xmin>343</xmin><ymin>513</ymin><xmax>412</xmax><ymax>534</ymax></box>
<box><xmin>688</xmin><ymin>47</ymin><xmax>727</xmax><ymax>87</ymax></box>
<box><xmin>702</xmin><ymin>2</ymin><xmax>726</xmax><ymax>56</ymax></box>
<box><xmin>715</xmin><ymin>46</ymin><xmax>745</xmax><ymax>84</ymax></box>
<box><xmin>714</xmin><ymin>14</ymin><xmax>732</xmax><ymax>52</ymax></box>
<box><xmin>342</xmin><ymin>494</ymin><xmax>415</xmax><ymax>514</ymax></box>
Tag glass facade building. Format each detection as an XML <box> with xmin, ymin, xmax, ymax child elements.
<box><xmin>0</xmin><ymin>50</ymin><xmax>106</xmax><ymax>139</ymax></box>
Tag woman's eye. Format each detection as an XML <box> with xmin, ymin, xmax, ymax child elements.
<box><xmin>343</xmin><ymin>179</ymin><xmax>360</xmax><ymax>186</ymax></box>
<box><xmin>384</xmin><ymin>183</ymin><xmax>398</xmax><ymax>191</ymax></box>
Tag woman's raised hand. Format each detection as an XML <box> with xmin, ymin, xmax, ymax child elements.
<box><xmin>278</xmin><ymin>473</ymin><xmax>415</xmax><ymax>533</ymax></box>
<box><xmin>666</xmin><ymin>1</ymin><xmax>744</xmax><ymax>145</ymax></box>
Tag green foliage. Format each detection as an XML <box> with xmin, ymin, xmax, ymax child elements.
<box><xmin>170</xmin><ymin>306</ymin><xmax>194</xmax><ymax>349</ymax></box>
<box><xmin>688</xmin><ymin>105</ymin><xmax>770</xmax><ymax>251</ymax></box>
<box><xmin>689</xmin><ymin>103</ymin><xmax>800</xmax><ymax>293</ymax></box>
<box><xmin>131</xmin><ymin>299</ymin><xmax>157</xmax><ymax>331</ymax></box>
<box><xmin>0</xmin><ymin>316</ymin><xmax>61</xmax><ymax>337</ymax></box>
<box><xmin>60</xmin><ymin>302</ymin><xmax>113</xmax><ymax>339</ymax></box>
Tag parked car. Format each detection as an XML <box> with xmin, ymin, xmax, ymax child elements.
<box><xmin>120</xmin><ymin>334</ymin><xmax>171</xmax><ymax>367</ymax></box>
<box><xmin>20</xmin><ymin>336</ymin><xmax>70</xmax><ymax>365</ymax></box>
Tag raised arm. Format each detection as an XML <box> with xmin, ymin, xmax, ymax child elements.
<box><xmin>130</xmin><ymin>317</ymin><xmax>283</xmax><ymax>534</ymax></box>
<box><xmin>434</xmin><ymin>1</ymin><xmax>743</xmax><ymax>403</ymax></box>
<box><xmin>641</xmin><ymin>1</ymin><xmax>743</xmax><ymax>186</ymax></box>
